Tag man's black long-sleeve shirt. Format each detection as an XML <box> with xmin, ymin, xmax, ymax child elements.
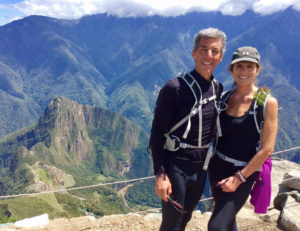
<box><xmin>150</xmin><ymin>69</ymin><xmax>223</xmax><ymax>175</ymax></box>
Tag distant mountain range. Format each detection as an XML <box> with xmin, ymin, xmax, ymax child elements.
<box><xmin>0</xmin><ymin>8</ymin><xmax>300</xmax><ymax>219</ymax></box>
<box><xmin>0</xmin><ymin>8</ymin><xmax>299</xmax><ymax>158</ymax></box>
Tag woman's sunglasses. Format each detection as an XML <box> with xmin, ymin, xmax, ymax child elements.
<box><xmin>212</xmin><ymin>179</ymin><xmax>229</xmax><ymax>189</ymax></box>
<box><xmin>167</xmin><ymin>194</ymin><xmax>187</xmax><ymax>214</ymax></box>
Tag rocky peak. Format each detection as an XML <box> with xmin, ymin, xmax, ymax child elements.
<box><xmin>0</xmin><ymin>96</ymin><xmax>151</xmax><ymax>198</ymax></box>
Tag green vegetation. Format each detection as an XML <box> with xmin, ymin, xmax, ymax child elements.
<box><xmin>125</xmin><ymin>178</ymin><xmax>213</xmax><ymax>213</ymax></box>
<box><xmin>0</xmin><ymin>189</ymin><xmax>128</xmax><ymax>222</ymax></box>
<box><xmin>0</xmin><ymin>215</ymin><xmax>16</xmax><ymax>224</ymax></box>
<box><xmin>271</xmin><ymin>85</ymin><xmax>300</xmax><ymax>160</ymax></box>
<box><xmin>54</xmin><ymin>193</ymin><xmax>85</xmax><ymax>218</ymax></box>
<box><xmin>0</xmin><ymin>97</ymin><xmax>151</xmax><ymax>220</ymax></box>
<box><xmin>125</xmin><ymin>179</ymin><xmax>160</xmax><ymax>210</ymax></box>
<box><xmin>0</xmin><ymin>197</ymin><xmax>57</xmax><ymax>221</ymax></box>
<box><xmin>35</xmin><ymin>194</ymin><xmax>64</xmax><ymax>213</ymax></box>
<box><xmin>0</xmin><ymin>204</ymin><xmax>15</xmax><ymax>224</ymax></box>
<box><xmin>68</xmin><ymin>186</ymin><xmax>130</xmax><ymax>216</ymax></box>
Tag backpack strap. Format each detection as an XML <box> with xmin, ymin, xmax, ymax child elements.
<box><xmin>220</xmin><ymin>90</ymin><xmax>233</xmax><ymax>104</ymax></box>
<box><xmin>216</xmin><ymin>90</ymin><xmax>232</xmax><ymax>137</ymax></box>
<box><xmin>213</xmin><ymin>79</ymin><xmax>221</xmax><ymax>102</ymax></box>
<box><xmin>174</xmin><ymin>72</ymin><xmax>216</xmax><ymax>141</ymax></box>
<box><xmin>164</xmin><ymin>71</ymin><xmax>218</xmax><ymax>152</ymax></box>
<box><xmin>250</xmin><ymin>89</ymin><xmax>271</xmax><ymax>134</ymax></box>
<box><xmin>179</xmin><ymin>72</ymin><xmax>203</xmax><ymax>143</ymax></box>
<box><xmin>251</xmin><ymin>100</ymin><xmax>261</xmax><ymax>134</ymax></box>
<box><xmin>249</xmin><ymin>89</ymin><xmax>271</xmax><ymax>151</ymax></box>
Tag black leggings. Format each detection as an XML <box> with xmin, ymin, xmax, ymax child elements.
<box><xmin>208</xmin><ymin>155</ymin><xmax>257</xmax><ymax>231</ymax></box>
<box><xmin>160</xmin><ymin>157</ymin><xmax>207</xmax><ymax>231</ymax></box>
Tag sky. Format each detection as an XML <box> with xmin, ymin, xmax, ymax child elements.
<box><xmin>0</xmin><ymin>0</ymin><xmax>300</xmax><ymax>26</ymax></box>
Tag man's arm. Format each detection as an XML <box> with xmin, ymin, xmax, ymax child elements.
<box><xmin>151</xmin><ymin>79</ymin><xmax>178</xmax><ymax>201</ymax></box>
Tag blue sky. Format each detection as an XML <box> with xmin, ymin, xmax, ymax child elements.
<box><xmin>0</xmin><ymin>0</ymin><xmax>23</xmax><ymax>25</ymax></box>
<box><xmin>0</xmin><ymin>0</ymin><xmax>300</xmax><ymax>26</ymax></box>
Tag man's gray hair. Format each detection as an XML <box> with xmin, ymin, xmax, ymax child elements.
<box><xmin>193</xmin><ymin>28</ymin><xmax>227</xmax><ymax>55</ymax></box>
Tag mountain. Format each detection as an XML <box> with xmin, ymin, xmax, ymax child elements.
<box><xmin>0</xmin><ymin>10</ymin><xmax>276</xmax><ymax>134</ymax></box>
<box><xmin>0</xmin><ymin>96</ymin><xmax>152</xmax><ymax>219</ymax></box>
<box><xmin>0</xmin><ymin>8</ymin><xmax>300</xmax><ymax>158</ymax></box>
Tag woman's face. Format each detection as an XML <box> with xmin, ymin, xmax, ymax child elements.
<box><xmin>231</xmin><ymin>61</ymin><xmax>259</xmax><ymax>86</ymax></box>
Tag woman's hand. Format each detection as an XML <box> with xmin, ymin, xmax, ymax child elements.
<box><xmin>220</xmin><ymin>175</ymin><xmax>242</xmax><ymax>192</ymax></box>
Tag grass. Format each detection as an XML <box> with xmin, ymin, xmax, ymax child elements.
<box><xmin>35</xmin><ymin>194</ymin><xmax>63</xmax><ymax>212</ymax></box>
<box><xmin>93</xmin><ymin>191</ymin><xmax>101</xmax><ymax>199</ymax></box>
<box><xmin>0</xmin><ymin>197</ymin><xmax>57</xmax><ymax>221</ymax></box>
<box><xmin>96</xmin><ymin>174</ymin><xmax>114</xmax><ymax>182</ymax></box>
<box><xmin>36</xmin><ymin>169</ymin><xmax>55</xmax><ymax>185</ymax></box>
<box><xmin>63</xmin><ymin>174</ymin><xmax>76</xmax><ymax>188</ymax></box>
<box><xmin>0</xmin><ymin>215</ymin><xmax>16</xmax><ymax>224</ymax></box>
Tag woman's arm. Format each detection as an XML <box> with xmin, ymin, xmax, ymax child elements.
<box><xmin>241</xmin><ymin>96</ymin><xmax>278</xmax><ymax>178</ymax></box>
<box><xmin>220</xmin><ymin>96</ymin><xmax>278</xmax><ymax>192</ymax></box>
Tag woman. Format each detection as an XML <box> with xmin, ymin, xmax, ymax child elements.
<box><xmin>207</xmin><ymin>46</ymin><xmax>278</xmax><ymax>231</ymax></box>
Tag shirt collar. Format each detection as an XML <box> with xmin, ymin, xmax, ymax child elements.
<box><xmin>190</xmin><ymin>69</ymin><xmax>214</xmax><ymax>86</ymax></box>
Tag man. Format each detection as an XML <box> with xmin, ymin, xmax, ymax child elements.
<box><xmin>150</xmin><ymin>28</ymin><xmax>226</xmax><ymax>231</ymax></box>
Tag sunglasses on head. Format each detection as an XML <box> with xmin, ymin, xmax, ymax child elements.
<box><xmin>167</xmin><ymin>194</ymin><xmax>187</xmax><ymax>214</ymax></box>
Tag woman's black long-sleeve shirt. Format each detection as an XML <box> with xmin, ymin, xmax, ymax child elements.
<box><xmin>150</xmin><ymin>69</ymin><xmax>223</xmax><ymax>175</ymax></box>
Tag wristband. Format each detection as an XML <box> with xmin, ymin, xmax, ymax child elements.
<box><xmin>235</xmin><ymin>171</ymin><xmax>246</xmax><ymax>183</ymax></box>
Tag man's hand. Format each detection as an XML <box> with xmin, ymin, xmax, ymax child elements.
<box><xmin>155</xmin><ymin>175</ymin><xmax>172</xmax><ymax>202</ymax></box>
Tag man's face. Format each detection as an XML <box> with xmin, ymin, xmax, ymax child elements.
<box><xmin>192</xmin><ymin>37</ymin><xmax>223</xmax><ymax>80</ymax></box>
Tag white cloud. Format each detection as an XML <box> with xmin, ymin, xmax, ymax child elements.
<box><xmin>253</xmin><ymin>0</ymin><xmax>300</xmax><ymax>15</ymax></box>
<box><xmin>0</xmin><ymin>0</ymin><xmax>299</xmax><ymax>24</ymax></box>
<box><xmin>219</xmin><ymin>0</ymin><xmax>259</xmax><ymax>15</ymax></box>
<box><xmin>294</xmin><ymin>2</ymin><xmax>300</xmax><ymax>11</ymax></box>
<box><xmin>102</xmin><ymin>0</ymin><xmax>158</xmax><ymax>17</ymax></box>
<box><xmin>3</xmin><ymin>0</ymin><xmax>105</xmax><ymax>18</ymax></box>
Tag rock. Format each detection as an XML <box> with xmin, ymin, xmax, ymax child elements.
<box><xmin>46</xmin><ymin>217</ymin><xmax>70</xmax><ymax>228</ymax></box>
<box><xmin>144</xmin><ymin>213</ymin><xmax>162</xmax><ymax>221</ymax></box>
<box><xmin>0</xmin><ymin>223</ymin><xmax>13</xmax><ymax>229</ymax></box>
<box><xmin>273</xmin><ymin>191</ymin><xmax>300</xmax><ymax>231</ymax></box>
<box><xmin>270</xmin><ymin>158</ymin><xmax>300</xmax><ymax>202</ymax></box>
<box><xmin>192</xmin><ymin>210</ymin><xmax>202</xmax><ymax>219</ymax></box>
<box><xmin>1</xmin><ymin>208</ymin><xmax>284</xmax><ymax>231</ymax></box>
<box><xmin>281</xmin><ymin>194</ymin><xmax>300</xmax><ymax>231</ymax></box>
<box><xmin>14</xmin><ymin>214</ymin><xmax>49</xmax><ymax>228</ymax></box>
<box><xmin>202</xmin><ymin>212</ymin><xmax>212</xmax><ymax>219</ymax></box>
<box><xmin>70</xmin><ymin>216</ymin><xmax>95</xmax><ymax>222</ymax></box>
<box><xmin>259</xmin><ymin>209</ymin><xmax>280</xmax><ymax>222</ymax></box>
<box><xmin>282</xmin><ymin>171</ymin><xmax>300</xmax><ymax>190</ymax></box>
<box><xmin>274</xmin><ymin>191</ymin><xmax>300</xmax><ymax>210</ymax></box>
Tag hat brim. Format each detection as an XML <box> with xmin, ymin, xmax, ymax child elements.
<box><xmin>231</xmin><ymin>57</ymin><xmax>259</xmax><ymax>64</ymax></box>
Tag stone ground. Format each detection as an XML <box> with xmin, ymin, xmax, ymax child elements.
<box><xmin>0</xmin><ymin>208</ymin><xmax>288</xmax><ymax>231</ymax></box>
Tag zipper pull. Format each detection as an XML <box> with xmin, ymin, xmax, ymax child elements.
<box><xmin>259</xmin><ymin>176</ymin><xmax>264</xmax><ymax>186</ymax></box>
